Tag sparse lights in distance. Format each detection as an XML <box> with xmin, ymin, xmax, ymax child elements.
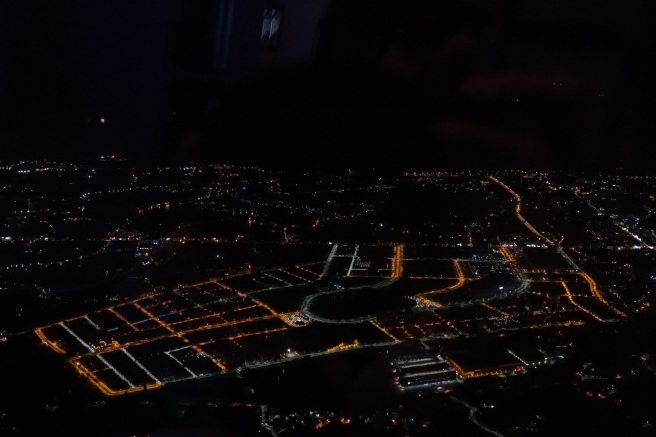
<box><xmin>100</xmin><ymin>117</ymin><xmax>105</xmax><ymax>124</ymax></box>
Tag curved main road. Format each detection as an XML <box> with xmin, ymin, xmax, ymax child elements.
<box><xmin>300</xmin><ymin>277</ymin><xmax>398</xmax><ymax>324</ymax></box>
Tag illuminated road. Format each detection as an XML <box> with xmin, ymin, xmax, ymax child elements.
<box><xmin>122</xmin><ymin>347</ymin><xmax>160</xmax><ymax>384</ymax></box>
<box><xmin>448</xmin><ymin>395</ymin><xmax>504</xmax><ymax>437</ymax></box>
<box><xmin>579</xmin><ymin>272</ymin><xmax>626</xmax><ymax>318</ymax></box>
<box><xmin>320</xmin><ymin>243</ymin><xmax>339</xmax><ymax>278</ymax></box>
<box><xmin>557</xmin><ymin>248</ymin><xmax>626</xmax><ymax>318</ymax></box>
<box><xmin>241</xmin><ymin>340</ymin><xmax>398</xmax><ymax>370</ymax></box>
<box><xmin>415</xmin><ymin>249</ymin><xmax>531</xmax><ymax>310</ymax></box>
<box><xmin>561</xmin><ymin>281</ymin><xmax>603</xmax><ymax>322</ymax></box>
<box><xmin>300</xmin><ymin>277</ymin><xmax>398</xmax><ymax>324</ymax></box>
<box><xmin>491</xmin><ymin>176</ymin><xmax>625</xmax><ymax>320</ymax></box>
<box><xmin>391</xmin><ymin>244</ymin><xmax>404</xmax><ymax>278</ymax></box>
<box><xmin>580</xmin><ymin>193</ymin><xmax>654</xmax><ymax>249</ymax></box>
<box><xmin>416</xmin><ymin>260</ymin><xmax>467</xmax><ymax>307</ymax></box>
<box><xmin>59</xmin><ymin>322</ymin><xmax>94</xmax><ymax>353</ymax></box>
<box><xmin>346</xmin><ymin>245</ymin><xmax>360</xmax><ymax>277</ymax></box>
<box><xmin>489</xmin><ymin>176</ymin><xmax>554</xmax><ymax>245</ymax></box>
<box><xmin>134</xmin><ymin>301</ymin><xmax>228</xmax><ymax>370</ymax></box>
<box><xmin>164</xmin><ymin>347</ymin><xmax>198</xmax><ymax>378</ymax></box>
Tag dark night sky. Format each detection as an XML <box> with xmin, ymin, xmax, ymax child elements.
<box><xmin>0</xmin><ymin>1</ymin><xmax>177</xmax><ymax>163</ymax></box>
<box><xmin>1</xmin><ymin>0</ymin><xmax>655</xmax><ymax>171</ymax></box>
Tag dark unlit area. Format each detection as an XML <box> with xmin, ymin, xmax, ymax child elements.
<box><xmin>0</xmin><ymin>0</ymin><xmax>653</xmax><ymax>171</ymax></box>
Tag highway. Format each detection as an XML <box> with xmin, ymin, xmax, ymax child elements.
<box><xmin>490</xmin><ymin>175</ymin><xmax>626</xmax><ymax>320</ymax></box>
